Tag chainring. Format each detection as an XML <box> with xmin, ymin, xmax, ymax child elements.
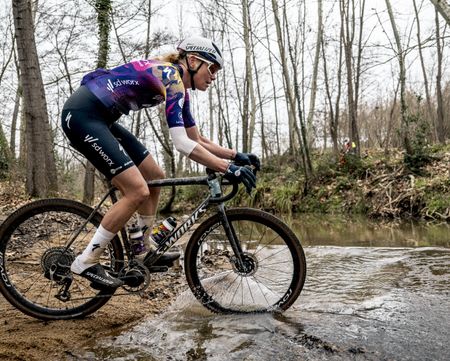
<box><xmin>119</xmin><ymin>260</ymin><xmax>151</xmax><ymax>293</ymax></box>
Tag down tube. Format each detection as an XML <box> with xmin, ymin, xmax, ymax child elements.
<box><xmin>143</xmin><ymin>197</ymin><xmax>212</xmax><ymax>265</ymax></box>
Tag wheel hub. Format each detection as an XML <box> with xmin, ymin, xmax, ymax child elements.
<box><xmin>231</xmin><ymin>253</ymin><xmax>258</xmax><ymax>276</ymax></box>
<box><xmin>41</xmin><ymin>247</ymin><xmax>75</xmax><ymax>283</ymax></box>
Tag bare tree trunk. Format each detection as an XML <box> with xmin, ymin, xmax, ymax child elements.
<box><xmin>435</xmin><ymin>9</ymin><xmax>446</xmax><ymax>143</ymax></box>
<box><xmin>385</xmin><ymin>0</ymin><xmax>412</xmax><ymax>155</ymax></box>
<box><xmin>271</xmin><ymin>0</ymin><xmax>298</xmax><ymax>154</ymax></box>
<box><xmin>10</xmin><ymin>44</ymin><xmax>21</xmax><ymax>160</ymax></box>
<box><xmin>263</xmin><ymin>0</ymin><xmax>280</xmax><ymax>155</ymax></box>
<box><xmin>340</xmin><ymin>0</ymin><xmax>360</xmax><ymax>156</ymax></box>
<box><xmin>248</xmin><ymin>6</ymin><xmax>268</xmax><ymax>160</ymax></box>
<box><xmin>226</xmin><ymin>35</ymin><xmax>242</xmax><ymax>149</ymax></box>
<box><xmin>154</xmin><ymin>106</ymin><xmax>175</xmax><ymax>213</ymax></box>
<box><xmin>413</xmin><ymin>0</ymin><xmax>435</xmax><ymax>140</ymax></box>
<box><xmin>306</xmin><ymin>0</ymin><xmax>323</xmax><ymax>148</ymax></box>
<box><xmin>384</xmin><ymin>79</ymin><xmax>400</xmax><ymax>155</ymax></box>
<box><xmin>10</xmin><ymin>87</ymin><xmax>21</xmax><ymax>159</ymax></box>
<box><xmin>83</xmin><ymin>0</ymin><xmax>112</xmax><ymax>204</ymax></box>
<box><xmin>13</xmin><ymin>0</ymin><xmax>58</xmax><ymax>197</ymax></box>
<box><xmin>245</xmin><ymin>2</ymin><xmax>257</xmax><ymax>152</ymax></box>
<box><xmin>0</xmin><ymin>121</ymin><xmax>11</xmax><ymax>175</ymax></box>
<box><xmin>430</xmin><ymin>0</ymin><xmax>450</xmax><ymax>25</ymax></box>
<box><xmin>321</xmin><ymin>30</ymin><xmax>342</xmax><ymax>159</ymax></box>
<box><xmin>282</xmin><ymin>1</ymin><xmax>313</xmax><ymax>178</ymax></box>
<box><xmin>134</xmin><ymin>0</ymin><xmax>153</xmax><ymax>138</ymax></box>
<box><xmin>241</xmin><ymin>0</ymin><xmax>256</xmax><ymax>152</ymax></box>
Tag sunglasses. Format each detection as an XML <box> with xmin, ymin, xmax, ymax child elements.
<box><xmin>190</xmin><ymin>55</ymin><xmax>221</xmax><ymax>76</ymax></box>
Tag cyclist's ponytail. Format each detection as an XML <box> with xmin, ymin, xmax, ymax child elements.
<box><xmin>153</xmin><ymin>52</ymin><xmax>184</xmax><ymax>64</ymax></box>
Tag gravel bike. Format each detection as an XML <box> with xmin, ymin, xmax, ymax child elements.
<box><xmin>0</xmin><ymin>171</ymin><xmax>306</xmax><ymax>320</ymax></box>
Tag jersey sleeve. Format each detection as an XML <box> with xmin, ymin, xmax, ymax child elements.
<box><xmin>162</xmin><ymin>66</ymin><xmax>186</xmax><ymax>128</ymax></box>
<box><xmin>182</xmin><ymin>90</ymin><xmax>196</xmax><ymax>128</ymax></box>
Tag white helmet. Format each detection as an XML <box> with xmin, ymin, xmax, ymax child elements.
<box><xmin>177</xmin><ymin>36</ymin><xmax>224</xmax><ymax>69</ymax></box>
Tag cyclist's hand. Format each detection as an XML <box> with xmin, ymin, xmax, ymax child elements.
<box><xmin>234</xmin><ymin>152</ymin><xmax>261</xmax><ymax>172</ymax></box>
<box><xmin>224</xmin><ymin>164</ymin><xmax>256</xmax><ymax>194</ymax></box>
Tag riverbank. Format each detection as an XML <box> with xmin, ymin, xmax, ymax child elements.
<box><xmin>228</xmin><ymin>146</ymin><xmax>450</xmax><ymax>221</ymax></box>
<box><xmin>1</xmin><ymin>147</ymin><xmax>449</xmax><ymax>222</ymax></box>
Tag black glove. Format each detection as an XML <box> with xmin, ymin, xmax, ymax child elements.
<box><xmin>224</xmin><ymin>164</ymin><xmax>257</xmax><ymax>194</ymax></box>
<box><xmin>233</xmin><ymin>152</ymin><xmax>261</xmax><ymax>171</ymax></box>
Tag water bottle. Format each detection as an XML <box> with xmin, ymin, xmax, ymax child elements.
<box><xmin>128</xmin><ymin>224</ymin><xmax>146</xmax><ymax>255</ymax></box>
<box><xmin>151</xmin><ymin>217</ymin><xmax>177</xmax><ymax>245</ymax></box>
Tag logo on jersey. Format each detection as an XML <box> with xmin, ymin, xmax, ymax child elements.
<box><xmin>65</xmin><ymin>112</ymin><xmax>72</xmax><ymax>129</ymax></box>
<box><xmin>106</xmin><ymin>78</ymin><xmax>140</xmax><ymax>93</ymax></box>
<box><xmin>110</xmin><ymin>166</ymin><xmax>123</xmax><ymax>175</ymax></box>
<box><xmin>162</xmin><ymin>67</ymin><xmax>174</xmax><ymax>81</ymax></box>
<box><xmin>84</xmin><ymin>134</ymin><xmax>114</xmax><ymax>166</ymax></box>
<box><xmin>118</xmin><ymin>143</ymin><xmax>128</xmax><ymax>156</ymax></box>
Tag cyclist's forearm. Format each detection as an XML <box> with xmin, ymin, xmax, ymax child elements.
<box><xmin>188</xmin><ymin>144</ymin><xmax>229</xmax><ymax>173</ymax></box>
<box><xmin>185</xmin><ymin>126</ymin><xmax>236</xmax><ymax>160</ymax></box>
<box><xmin>197</xmin><ymin>137</ymin><xmax>236</xmax><ymax>160</ymax></box>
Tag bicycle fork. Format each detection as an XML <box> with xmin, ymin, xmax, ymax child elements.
<box><xmin>216</xmin><ymin>203</ymin><xmax>248</xmax><ymax>272</ymax></box>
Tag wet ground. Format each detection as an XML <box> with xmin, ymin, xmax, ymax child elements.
<box><xmin>83</xmin><ymin>217</ymin><xmax>450</xmax><ymax>361</ymax></box>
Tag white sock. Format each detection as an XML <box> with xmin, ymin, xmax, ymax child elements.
<box><xmin>71</xmin><ymin>225</ymin><xmax>116</xmax><ymax>274</ymax></box>
<box><xmin>137</xmin><ymin>214</ymin><xmax>156</xmax><ymax>249</ymax></box>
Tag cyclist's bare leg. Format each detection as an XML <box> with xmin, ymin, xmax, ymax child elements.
<box><xmin>102</xmin><ymin>166</ymin><xmax>150</xmax><ymax>233</ymax></box>
<box><xmin>71</xmin><ymin>166</ymin><xmax>149</xmax><ymax>283</ymax></box>
<box><xmin>135</xmin><ymin>154</ymin><xmax>165</xmax><ymax>217</ymax></box>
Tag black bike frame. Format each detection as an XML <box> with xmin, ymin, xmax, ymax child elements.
<box><xmin>64</xmin><ymin>174</ymin><xmax>245</xmax><ymax>268</ymax></box>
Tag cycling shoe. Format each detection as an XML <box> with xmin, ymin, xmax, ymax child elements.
<box><xmin>77</xmin><ymin>264</ymin><xmax>124</xmax><ymax>290</ymax></box>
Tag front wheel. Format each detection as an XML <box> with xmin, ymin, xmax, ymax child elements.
<box><xmin>184</xmin><ymin>208</ymin><xmax>306</xmax><ymax>313</ymax></box>
<box><xmin>0</xmin><ymin>198</ymin><xmax>124</xmax><ymax>320</ymax></box>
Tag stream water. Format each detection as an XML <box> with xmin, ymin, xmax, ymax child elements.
<box><xmin>84</xmin><ymin>215</ymin><xmax>450</xmax><ymax>361</ymax></box>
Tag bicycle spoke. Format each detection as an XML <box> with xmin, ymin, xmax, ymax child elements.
<box><xmin>261</xmin><ymin>260</ymin><xmax>294</xmax><ymax>267</ymax></box>
<box><xmin>254</xmin><ymin>276</ymin><xmax>272</xmax><ymax>306</ymax></box>
<box><xmin>259</xmin><ymin>265</ymin><xmax>293</xmax><ymax>275</ymax></box>
<box><xmin>186</xmin><ymin>208</ymin><xmax>305</xmax><ymax>313</ymax></box>
<box><xmin>229</xmin><ymin>276</ymin><xmax>243</xmax><ymax>307</ymax></box>
<box><xmin>0</xmin><ymin>200</ymin><xmax>121</xmax><ymax>319</ymax></box>
<box><xmin>245</xmin><ymin>277</ymin><xmax>256</xmax><ymax>305</ymax></box>
<box><xmin>257</xmin><ymin>246</ymin><xmax>291</xmax><ymax>264</ymax></box>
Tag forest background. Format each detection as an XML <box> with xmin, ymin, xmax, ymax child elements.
<box><xmin>0</xmin><ymin>0</ymin><xmax>449</xmax><ymax>221</ymax></box>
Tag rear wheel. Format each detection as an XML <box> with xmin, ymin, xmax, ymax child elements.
<box><xmin>0</xmin><ymin>198</ymin><xmax>124</xmax><ymax>320</ymax></box>
<box><xmin>184</xmin><ymin>208</ymin><xmax>306</xmax><ymax>313</ymax></box>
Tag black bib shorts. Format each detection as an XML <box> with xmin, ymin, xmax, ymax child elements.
<box><xmin>61</xmin><ymin>86</ymin><xmax>149</xmax><ymax>180</ymax></box>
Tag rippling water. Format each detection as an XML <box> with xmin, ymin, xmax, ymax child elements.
<box><xmin>84</xmin><ymin>217</ymin><xmax>450</xmax><ymax>361</ymax></box>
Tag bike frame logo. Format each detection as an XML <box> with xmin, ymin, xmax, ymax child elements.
<box><xmin>155</xmin><ymin>204</ymin><xmax>208</xmax><ymax>255</ymax></box>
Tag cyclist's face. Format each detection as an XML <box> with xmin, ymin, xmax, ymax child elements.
<box><xmin>188</xmin><ymin>55</ymin><xmax>219</xmax><ymax>91</ymax></box>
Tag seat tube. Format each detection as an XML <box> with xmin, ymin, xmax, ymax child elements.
<box><xmin>217</xmin><ymin>203</ymin><xmax>245</xmax><ymax>265</ymax></box>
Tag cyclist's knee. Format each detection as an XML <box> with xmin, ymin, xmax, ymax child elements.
<box><xmin>151</xmin><ymin>166</ymin><xmax>165</xmax><ymax>181</ymax></box>
<box><xmin>127</xmin><ymin>183</ymin><xmax>150</xmax><ymax>207</ymax></box>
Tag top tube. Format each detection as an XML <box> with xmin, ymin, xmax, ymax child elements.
<box><xmin>147</xmin><ymin>176</ymin><xmax>209</xmax><ymax>188</ymax></box>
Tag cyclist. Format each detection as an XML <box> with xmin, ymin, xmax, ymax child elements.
<box><xmin>61</xmin><ymin>36</ymin><xmax>260</xmax><ymax>289</ymax></box>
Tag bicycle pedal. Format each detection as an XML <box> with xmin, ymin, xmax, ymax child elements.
<box><xmin>147</xmin><ymin>266</ymin><xmax>169</xmax><ymax>273</ymax></box>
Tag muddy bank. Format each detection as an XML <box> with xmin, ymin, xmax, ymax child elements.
<box><xmin>0</xmin><ymin>272</ymin><xmax>184</xmax><ymax>361</ymax></box>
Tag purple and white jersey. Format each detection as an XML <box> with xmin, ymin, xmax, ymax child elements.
<box><xmin>81</xmin><ymin>60</ymin><xmax>196</xmax><ymax>128</ymax></box>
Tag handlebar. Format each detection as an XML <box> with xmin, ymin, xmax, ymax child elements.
<box><xmin>144</xmin><ymin>165</ymin><xmax>254</xmax><ymax>203</ymax></box>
